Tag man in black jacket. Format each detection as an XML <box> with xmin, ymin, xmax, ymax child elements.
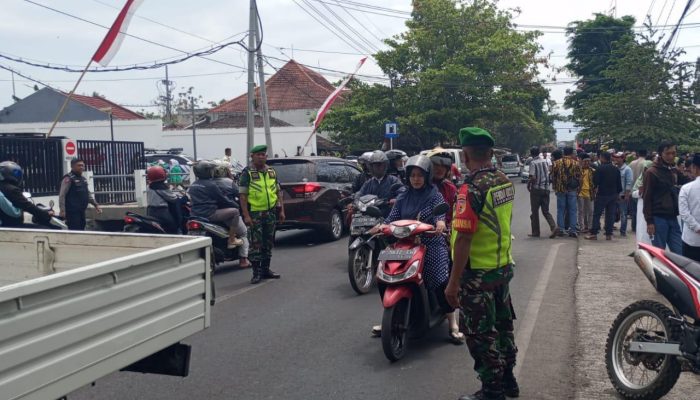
<box><xmin>643</xmin><ymin>141</ymin><xmax>691</xmax><ymax>254</ymax></box>
<box><xmin>59</xmin><ymin>158</ymin><xmax>101</xmax><ymax>230</ymax></box>
<box><xmin>0</xmin><ymin>161</ymin><xmax>53</xmax><ymax>227</ymax></box>
<box><xmin>585</xmin><ymin>152</ymin><xmax>622</xmax><ymax>240</ymax></box>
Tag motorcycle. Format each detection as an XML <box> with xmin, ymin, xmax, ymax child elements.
<box><xmin>605</xmin><ymin>242</ymin><xmax>700</xmax><ymax>399</ymax></box>
<box><xmin>186</xmin><ymin>217</ymin><xmax>239</xmax><ymax>267</ymax></box>
<box><xmin>22</xmin><ymin>192</ymin><xmax>68</xmax><ymax>230</ymax></box>
<box><xmin>347</xmin><ymin>194</ymin><xmax>388</xmax><ymax>295</ymax></box>
<box><xmin>123</xmin><ymin>195</ymin><xmax>191</xmax><ymax>234</ymax></box>
<box><xmin>365</xmin><ymin>203</ymin><xmax>451</xmax><ymax>362</ymax></box>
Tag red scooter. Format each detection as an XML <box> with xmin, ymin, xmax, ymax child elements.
<box><xmin>365</xmin><ymin>203</ymin><xmax>451</xmax><ymax>362</ymax></box>
<box><xmin>606</xmin><ymin>242</ymin><xmax>700</xmax><ymax>399</ymax></box>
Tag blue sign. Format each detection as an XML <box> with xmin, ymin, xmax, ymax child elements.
<box><xmin>385</xmin><ymin>122</ymin><xmax>398</xmax><ymax>139</ymax></box>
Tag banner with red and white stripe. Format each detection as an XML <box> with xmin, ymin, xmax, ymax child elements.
<box><xmin>92</xmin><ymin>0</ymin><xmax>144</xmax><ymax>66</ymax></box>
<box><xmin>312</xmin><ymin>57</ymin><xmax>367</xmax><ymax>132</ymax></box>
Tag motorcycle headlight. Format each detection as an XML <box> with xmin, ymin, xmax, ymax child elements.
<box><xmin>377</xmin><ymin>260</ymin><xmax>420</xmax><ymax>283</ymax></box>
<box><xmin>391</xmin><ymin>224</ymin><xmax>417</xmax><ymax>239</ymax></box>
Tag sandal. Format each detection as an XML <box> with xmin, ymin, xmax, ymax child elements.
<box><xmin>448</xmin><ymin>328</ymin><xmax>465</xmax><ymax>345</ymax></box>
<box><xmin>371</xmin><ymin>325</ymin><xmax>381</xmax><ymax>338</ymax></box>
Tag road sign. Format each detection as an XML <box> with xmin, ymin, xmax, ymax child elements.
<box><xmin>65</xmin><ymin>141</ymin><xmax>76</xmax><ymax>156</ymax></box>
<box><xmin>385</xmin><ymin>122</ymin><xmax>398</xmax><ymax>139</ymax></box>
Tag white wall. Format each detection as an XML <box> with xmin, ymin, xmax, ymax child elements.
<box><xmin>0</xmin><ymin>120</ymin><xmax>317</xmax><ymax>164</ymax></box>
<box><xmin>271</xmin><ymin>109</ymin><xmax>314</xmax><ymax>127</ymax></box>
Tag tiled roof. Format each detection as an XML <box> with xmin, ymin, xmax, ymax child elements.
<box><xmin>197</xmin><ymin>114</ymin><xmax>293</xmax><ymax>129</ymax></box>
<box><xmin>68</xmin><ymin>92</ymin><xmax>145</xmax><ymax>120</ymax></box>
<box><xmin>210</xmin><ymin>60</ymin><xmax>336</xmax><ymax>114</ymax></box>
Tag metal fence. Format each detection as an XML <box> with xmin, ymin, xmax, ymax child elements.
<box><xmin>0</xmin><ymin>137</ymin><xmax>63</xmax><ymax>196</ymax></box>
<box><xmin>77</xmin><ymin>140</ymin><xmax>145</xmax><ymax>204</ymax></box>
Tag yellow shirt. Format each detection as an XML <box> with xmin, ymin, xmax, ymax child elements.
<box><xmin>580</xmin><ymin>169</ymin><xmax>592</xmax><ymax>199</ymax></box>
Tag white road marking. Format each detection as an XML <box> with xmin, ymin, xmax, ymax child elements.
<box><xmin>216</xmin><ymin>280</ymin><xmax>272</xmax><ymax>303</ymax></box>
<box><xmin>514</xmin><ymin>243</ymin><xmax>563</xmax><ymax>378</ymax></box>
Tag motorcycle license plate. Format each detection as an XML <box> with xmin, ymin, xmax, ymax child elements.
<box><xmin>351</xmin><ymin>216</ymin><xmax>377</xmax><ymax>228</ymax></box>
<box><xmin>378</xmin><ymin>248</ymin><xmax>415</xmax><ymax>261</ymax></box>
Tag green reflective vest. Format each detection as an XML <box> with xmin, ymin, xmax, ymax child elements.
<box><xmin>451</xmin><ymin>181</ymin><xmax>514</xmax><ymax>270</ymax></box>
<box><xmin>246</xmin><ymin>167</ymin><xmax>279</xmax><ymax>212</ymax></box>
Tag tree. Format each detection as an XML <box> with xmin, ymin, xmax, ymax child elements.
<box><xmin>574</xmin><ymin>27</ymin><xmax>700</xmax><ymax>149</ymax></box>
<box><xmin>320</xmin><ymin>0</ymin><xmax>556</xmax><ymax>154</ymax></box>
<box><xmin>564</xmin><ymin>14</ymin><xmax>636</xmax><ymax>116</ymax></box>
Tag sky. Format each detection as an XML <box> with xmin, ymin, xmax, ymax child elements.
<box><xmin>1</xmin><ymin>0</ymin><xmax>699</xmax><ymax>142</ymax></box>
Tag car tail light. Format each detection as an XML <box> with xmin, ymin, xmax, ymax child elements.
<box><xmin>124</xmin><ymin>216</ymin><xmax>136</xmax><ymax>224</ymax></box>
<box><xmin>291</xmin><ymin>182</ymin><xmax>323</xmax><ymax>198</ymax></box>
<box><xmin>187</xmin><ymin>220</ymin><xmax>202</xmax><ymax>230</ymax></box>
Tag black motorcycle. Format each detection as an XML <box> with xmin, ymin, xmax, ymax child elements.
<box><xmin>123</xmin><ymin>196</ymin><xmax>190</xmax><ymax>234</ymax></box>
<box><xmin>186</xmin><ymin>217</ymin><xmax>240</xmax><ymax>267</ymax></box>
<box><xmin>347</xmin><ymin>194</ymin><xmax>387</xmax><ymax>295</ymax></box>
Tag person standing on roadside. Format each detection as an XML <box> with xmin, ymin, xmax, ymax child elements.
<box><xmin>59</xmin><ymin>158</ymin><xmax>101</xmax><ymax>230</ymax></box>
<box><xmin>644</xmin><ymin>141</ymin><xmax>691</xmax><ymax>254</ymax></box>
<box><xmin>613</xmin><ymin>152</ymin><xmax>633</xmax><ymax>237</ymax></box>
<box><xmin>446</xmin><ymin>127</ymin><xmax>518</xmax><ymax>400</ymax></box>
<box><xmin>679</xmin><ymin>154</ymin><xmax>700</xmax><ymax>262</ymax></box>
<box><xmin>577</xmin><ymin>153</ymin><xmax>595</xmax><ymax>233</ymax></box>
<box><xmin>628</xmin><ymin>150</ymin><xmax>648</xmax><ymax>232</ymax></box>
<box><xmin>527</xmin><ymin>146</ymin><xmax>558</xmax><ymax>238</ymax></box>
<box><xmin>239</xmin><ymin>144</ymin><xmax>285</xmax><ymax>284</ymax></box>
<box><xmin>585</xmin><ymin>152</ymin><xmax>621</xmax><ymax>241</ymax></box>
<box><xmin>551</xmin><ymin>147</ymin><xmax>582</xmax><ymax>237</ymax></box>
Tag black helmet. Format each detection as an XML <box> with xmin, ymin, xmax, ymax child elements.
<box><xmin>193</xmin><ymin>160</ymin><xmax>216</xmax><ymax>179</ymax></box>
<box><xmin>385</xmin><ymin>149</ymin><xmax>407</xmax><ymax>161</ymax></box>
<box><xmin>0</xmin><ymin>161</ymin><xmax>23</xmax><ymax>184</ymax></box>
<box><xmin>405</xmin><ymin>155</ymin><xmax>432</xmax><ymax>177</ymax></box>
<box><xmin>427</xmin><ymin>149</ymin><xmax>454</xmax><ymax>167</ymax></box>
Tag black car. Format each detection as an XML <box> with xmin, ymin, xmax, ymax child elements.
<box><xmin>268</xmin><ymin>157</ymin><xmax>361</xmax><ymax>241</ymax></box>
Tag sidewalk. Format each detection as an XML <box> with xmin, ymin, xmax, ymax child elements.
<box><xmin>574</xmin><ymin>234</ymin><xmax>698</xmax><ymax>399</ymax></box>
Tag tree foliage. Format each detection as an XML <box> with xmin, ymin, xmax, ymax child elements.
<box><xmin>320</xmin><ymin>0</ymin><xmax>556</xmax><ymax>154</ymax></box>
<box><xmin>567</xmin><ymin>17</ymin><xmax>700</xmax><ymax>149</ymax></box>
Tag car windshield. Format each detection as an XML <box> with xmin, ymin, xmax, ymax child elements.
<box><xmin>267</xmin><ymin>160</ymin><xmax>314</xmax><ymax>183</ymax></box>
<box><xmin>502</xmin><ymin>155</ymin><xmax>518</xmax><ymax>162</ymax></box>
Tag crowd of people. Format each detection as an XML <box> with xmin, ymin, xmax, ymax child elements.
<box><xmin>526</xmin><ymin>141</ymin><xmax>700</xmax><ymax>262</ymax></box>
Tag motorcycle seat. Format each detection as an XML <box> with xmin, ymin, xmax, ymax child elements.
<box><xmin>188</xmin><ymin>216</ymin><xmax>211</xmax><ymax>223</ymax></box>
<box><xmin>665</xmin><ymin>251</ymin><xmax>700</xmax><ymax>282</ymax></box>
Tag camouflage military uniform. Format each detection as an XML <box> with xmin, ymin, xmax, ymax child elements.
<box><xmin>457</xmin><ymin>168</ymin><xmax>518</xmax><ymax>387</ymax></box>
<box><xmin>247</xmin><ymin>209</ymin><xmax>276</xmax><ymax>262</ymax></box>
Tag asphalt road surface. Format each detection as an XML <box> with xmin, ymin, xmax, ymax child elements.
<box><xmin>69</xmin><ymin>181</ymin><xmax>580</xmax><ymax>400</ymax></box>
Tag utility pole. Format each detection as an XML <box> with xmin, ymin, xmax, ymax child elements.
<box><xmin>246</xmin><ymin>0</ymin><xmax>257</xmax><ymax>164</ymax></box>
<box><xmin>11</xmin><ymin>71</ymin><xmax>16</xmax><ymax>100</ymax></box>
<box><xmin>164</xmin><ymin>65</ymin><xmax>172</xmax><ymax>124</ymax></box>
<box><xmin>191</xmin><ymin>97</ymin><xmax>198</xmax><ymax>160</ymax></box>
<box><xmin>255</xmin><ymin>13</ymin><xmax>273</xmax><ymax>157</ymax></box>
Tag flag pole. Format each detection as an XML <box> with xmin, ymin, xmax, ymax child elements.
<box><xmin>47</xmin><ymin>58</ymin><xmax>93</xmax><ymax>138</ymax></box>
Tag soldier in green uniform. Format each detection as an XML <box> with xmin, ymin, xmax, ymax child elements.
<box><xmin>239</xmin><ymin>144</ymin><xmax>286</xmax><ymax>284</ymax></box>
<box><xmin>446</xmin><ymin>127</ymin><xmax>519</xmax><ymax>400</ymax></box>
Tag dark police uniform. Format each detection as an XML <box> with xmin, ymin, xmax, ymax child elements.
<box><xmin>59</xmin><ymin>172</ymin><xmax>96</xmax><ymax>230</ymax></box>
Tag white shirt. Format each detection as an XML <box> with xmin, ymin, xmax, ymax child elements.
<box><xmin>679</xmin><ymin>177</ymin><xmax>700</xmax><ymax>247</ymax></box>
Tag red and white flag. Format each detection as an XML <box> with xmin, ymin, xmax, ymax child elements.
<box><xmin>92</xmin><ymin>0</ymin><xmax>144</xmax><ymax>66</ymax></box>
<box><xmin>312</xmin><ymin>57</ymin><xmax>367</xmax><ymax>132</ymax></box>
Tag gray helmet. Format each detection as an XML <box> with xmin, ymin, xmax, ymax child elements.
<box><xmin>429</xmin><ymin>151</ymin><xmax>453</xmax><ymax>167</ymax></box>
<box><xmin>405</xmin><ymin>155</ymin><xmax>432</xmax><ymax>176</ymax></box>
<box><xmin>368</xmin><ymin>150</ymin><xmax>388</xmax><ymax>165</ymax></box>
<box><xmin>212</xmin><ymin>159</ymin><xmax>231</xmax><ymax>178</ymax></box>
<box><xmin>0</xmin><ymin>161</ymin><xmax>23</xmax><ymax>184</ymax></box>
<box><xmin>385</xmin><ymin>149</ymin><xmax>407</xmax><ymax>161</ymax></box>
<box><xmin>358</xmin><ymin>151</ymin><xmax>374</xmax><ymax>165</ymax></box>
<box><xmin>193</xmin><ymin>160</ymin><xmax>217</xmax><ymax>179</ymax></box>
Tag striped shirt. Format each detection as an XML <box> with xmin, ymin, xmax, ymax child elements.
<box><xmin>529</xmin><ymin>157</ymin><xmax>550</xmax><ymax>190</ymax></box>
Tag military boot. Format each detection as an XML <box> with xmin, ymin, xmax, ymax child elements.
<box><xmin>502</xmin><ymin>367</ymin><xmax>520</xmax><ymax>398</ymax></box>
<box><xmin>260</xmin><ymin>259</ymin><xmax>280</xmax><ymax>279</ymax></box>
<box><xmin>458</xmin><ymin>384</ymin><xmax>505</xmax><ymax>400</ymax></box>
<box><xmin>250</xmin><ymin>262</ymin><xmax>262</xmax><ymax>284</ymax></box>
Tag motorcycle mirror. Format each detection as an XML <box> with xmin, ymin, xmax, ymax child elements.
<box><xmin>22</xmin><ymin>192</ymin><xmax>32</xmax><ymax>199</ymax></box>
<box><xmin>49</xmin><ymin>200</ymin><xmax>55</xmax><ymax>209</ymax></box>
<box><xmin>364</xmin><ymin>206</ymin><xmax>383</xmax><ymax>218</ymax></box>
<box><xmin>432</xmin><ymin>203</ymin><xmax>449</xmax><ymax>216</ymax></box>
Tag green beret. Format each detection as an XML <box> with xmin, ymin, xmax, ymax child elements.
<box><xmin>250</xmin><ymin>144</ymin><xmax>267</xmax><ymax>154</ymax></box>
<box><xmin>459</xmin><ymin>127</ymin><xmax>495</xmax><ymax>147</ymax></box>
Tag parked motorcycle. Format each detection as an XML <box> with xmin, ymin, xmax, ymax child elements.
<box><xmin>347</xmin><ymin>194</ymin><xmax>388</xmax><ymax>295</ymax></box>
<box><xmin>605</xmin><ymin>242</ymin><xmax>700</xmax><ymax>399</ymax></box>
<box><xmin>365</xmin><ymin>203</ymin><xmax>451</xmax><ymax>362</ymax></box>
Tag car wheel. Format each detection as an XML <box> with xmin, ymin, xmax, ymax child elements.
<box><xmin>321</xmin><ymin>209</ymin><xmax>343</xmax><ymax>241</ymax></box>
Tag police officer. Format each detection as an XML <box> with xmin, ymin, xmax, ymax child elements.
<box><xmin>446</xmin><ymin>127</ymin><xmax>518</xmax><ymax>400</ymax></box>
<box><xmin>59</xmin><ymin>158</ymin><xmax>101</xmax><ymax>230</ymax></box>
<box><xmin>239</xmin><ymin>144</ymin><xmax>286</xmax><ymax>284</ymax></box>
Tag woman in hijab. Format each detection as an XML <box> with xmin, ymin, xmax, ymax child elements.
<box><xmin>371</xmin><ymin>155</ymin><xmax>461</xmax><ymax>343</ymax></box>
<box><xmin>168</xmin><ymin>159</ymin><xmax>184</xmax><ymax>189</ymax></box>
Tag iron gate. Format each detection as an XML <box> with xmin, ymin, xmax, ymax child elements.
<box><xmin>0</xmin><ymin>137</ymin><xmax>63</xmax><ymax>196</ymax></box>
<box><xmin>77</xmin><ymin>140</ymin><xmax>145</xmax><ymax>204</ymax></box>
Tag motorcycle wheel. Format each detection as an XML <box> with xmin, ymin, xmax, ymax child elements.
<box><xmin>381</xmin><ymin>298</ymin><xmax>409</xmax><ymax>362</ymax></box>
<box><xmin>605</xmin><ymin>300</ymin><xmax>681</xmax><ymax>400</ymax></box>
<box><xmin>348</xmin><ymin>246</ymin><xmax>374</xmax><ymax>295</ymax></box>
<box><xmin>123</xmin><ymin>224</ymin><xmax>139</xmax><ymax>233</ymax></box>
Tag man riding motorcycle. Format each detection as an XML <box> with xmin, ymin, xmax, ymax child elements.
<box><xmin>0</xmin><ymin>161</ymin><xmax>53</xmax><ymax>228</ymax></box>
<box><xmin>386</xmin><ymin>149</ymin><xmax>408</xmax><ymax>183</ymax></box>
<box><xmin>188</xmin><ymin>160</ymin><xmax>245</xmax><ymax>249</ymax></box>
<box><xmin>353</xmin><ymin>150</ymin><xmax>403</xmax><ymax>217</ymax></box>
<box><xmin>352</xmin><ymin>151</ymin><xmax>374</xmax><ymax>193</ymax></box>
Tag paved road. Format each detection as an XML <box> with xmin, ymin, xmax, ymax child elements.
<box><xmin>70</xmin><ymin>182</ymin><xmax>579</xmax><ymax>400</ymax></box>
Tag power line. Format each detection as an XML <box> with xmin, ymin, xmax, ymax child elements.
<box><xmin>291</xmin><ymin>0</ymin><xmax>365</xmax><ymax>54</ymax></box>
<box><xmin>319</xmin><ymin>1</ymin><xmax>381</xmax><ymax>52</ymax></box>
<box><xmin>300</xmin><ymin>0</ymin><xmax>374</xmax><ymax>54</ymax></box>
